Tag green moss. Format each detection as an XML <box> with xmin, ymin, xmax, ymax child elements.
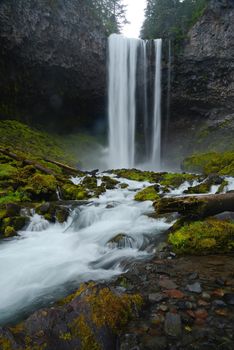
<box><xmin>0</xmin><ymin>163</ymin><xmax>17</xmax><ymax>180</ymax></box>
<box><xmin>0</xmin><ymin>120</ymin><xmax>76</xmax><ymax>165</ymax></box>
<box><xmin>114</xmin><ymin>169</ymin><xmax>163</xmax><ymax>183</ymax></box>
<box><xmin>184</xmin><ymin>182</ymin><xmax>210</xmax><ymax>194</ymax></box>
<box><xmin>0</xmin><ymin>337</ymin><xmax>13</xmax><ymax>350</ymax></box>
<box><xmin>160</xmin><ymin>173</ymin><xmax>198</xmax><ymax>188</ymax></box>
<box><xmin>182</xmin><ymin>151</ymin><xmax>234</xmax><ymax>176</ymax></box>
<box><xmin>168</xmin><ymin>219</ymin><xmax>234</xmax><ymax>255</ymax></box>
<box><xmin>70</xmin><ymin>315</ymin><xmax>101</xmax><ymax>350</ymax></box>
<box><xmin>217</xmin><ymin>180</ymin><xmax>229</xmax><ymax>194</ymax></box>
<box><xmin>101</xmin><ymin>176</ymin><xmax>119</xmax><ymax>189</ymax></box>
<box><xmin>0</xmin><ymin>191</ymin><xmax>29</xmax><ymax>204</ymax></box>
<box><xmin>134</xmin><ymin>186</ymin><xmax>160</xmax><ymax>201</ymax></box>
<box><xmin>4</xmin><ymin>225</ymin><xmax>16</xmax><ymax>238</ymax></box>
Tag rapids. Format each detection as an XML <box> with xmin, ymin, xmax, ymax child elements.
<box><xmin>0</xmin><ymin>175</ymin><xmax>170</xmax><ymax>325</ymax></box>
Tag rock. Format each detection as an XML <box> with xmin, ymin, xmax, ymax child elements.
<box><xmin>159</xmin><ymin>304</ymin><xmax>168</xmax><ymax>312</ymax></box>
<box><xmin>188</xmin><ymin>272</ymin><xmax>199</xmax><ymax>280</ymax></box>
<box><xmin>164</xmin><ymin>312</ymin><xmax>182</xmax><ymax>337</ymax></box>
<box><xmin>201</xmin><ymin>292</ymin><xmax>211</xmax><ymax>301</ymax></box>
<box><xmin>164</xmin><ymin>289</ymin><xmax>185</xmax><ymax>299</ymax></box>
<box><xmin>5</xmin><ymin>203</ymin><xmax>21</xmax><ymax>217</ymax></box>
<box><xmin>212</xmin><ymin>300</ymin><xmax>227</xmax><ymax>308</ymax></box>
<box><xmin>223</xmin><ymin>293</ymin><xmax>234</xmax><ymax>305</ymax></box>
<box><xmin>148</xmin><ymin>293</ymin><xmax>167</xmax><ymax>303</ymax></box>
<box><xmin>143</xmin><ymin>336</ymin><xmax>167</xmax><ymax>349</ymax></box>
<box><xmin>186</xmin><ymin>282</ymin><xmax>202</xmax><ymax>294</ymax></box>
<box><xmin>159</xmin><ymin>278</ymin><xmax>178</xmax><ymax>290</ymax></box>
<box><xmin>106</xmin><ymin>234</ymin><xmax>134</xmax><ymax>249</ymax></box>
<box><xmin>212</xmin><ymin>289</ymin><xmax>225</xmax><ymax>297</ymax></box>
<box><xmin>0</xmin><ymin>0</ymin><xmax>107</xmax><ymax>131</ymax></box>
<box><xmin>194</xmin><ymin>309</ymin><xmax>208</xmax><ymax>320</ymax></box>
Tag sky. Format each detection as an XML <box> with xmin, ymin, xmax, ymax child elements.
<box><xmin>122</xmin><ymin>0</ymin><xmax>147</xmax><ymax>38</ymax></box>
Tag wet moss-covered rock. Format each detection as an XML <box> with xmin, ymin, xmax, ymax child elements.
<box><xmin>168</xmin><ymin>219</ymin><xmax>234</xmax><ymax>255</ymax></box>
<box><xmin>2</xmin><ymin>283</ymin><xmax>143</xmax><ymax>350</ymax></box>
<box><xmin>182</xmin><ymin>151</ymin><xmax>234</xmax><ymax>176</ymax></box>
<box><xmin>61</xmin><ymin>183</ymin><xmax>90</xmax><ymax>201</ymax></box>
<box><xmin>35</xmin><ymin>202</ymin><xmax>70</xmax><ymax>223</ymax></box>
<box><xmin>134</xmin><ymin>186</ymin><xmax>160</xmax><ymax>201</ymax></box>
<box><xmin>0</xmin><ymin>215</ymin><xmax>28</xmax><ymax>238</ymax></box>
<box><xmin>160</xmin><ymin>173</ymin><xmax>199</xmax><ymax>188</ymax></box>
<box><xmin>114</xmin><ymin>169</ymin><xmax>164</xmax><ymax>183</ymax></box>
<box><xmin>101</xmin><ymin>176</ymin><xmax>119</xmax><ymax>190</ymax></box>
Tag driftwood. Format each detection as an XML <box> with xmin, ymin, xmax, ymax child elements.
<box><xmin>154</xmin><ymin>192</ymin><xmax>234</xmax><ymax>220</ymax></box>
<box><xmin>44</xmin><ymin>158</ymin><xmax>81</xmax><ymax>175</ymax></box>
<box><xmin>0</xmin><ymin>148</ymin><xmax>54</xmax><ymax>175</ymax></box>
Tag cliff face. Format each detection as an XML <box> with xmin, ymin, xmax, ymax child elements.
<box><xmin>0</xmin><ymin>0</ymin><xmax>107</xmax><ymax>132</ymax></box>
<box><xmin>166</xmin><ymin>0</ymin><xmax>234</xmax><ymax>166</ymax></box>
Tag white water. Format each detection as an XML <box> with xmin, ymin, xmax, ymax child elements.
<box><xmin>151</xmin><ymin>39</ymin><xmax>162</xmax><ymax>166</ymax></box>
<box><xmin>108</xmin><ymin>34</ymin><xmax>138</xmax><ymax>169</ymax></box>
<box><xmin>108</xmin><ymin>34</ymin><xmax>163</xmax><ymax>170</ymax></box>
<box><xmin>0</xmin><ymin>176</ymin><xmax>170</xmax><ymax>325</ymax></box>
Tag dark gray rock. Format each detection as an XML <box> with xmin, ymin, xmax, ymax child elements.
<box><xmin>224</xmin><ymin>293</ymin><xmax>234</xmax><ymax>305</ymax></box>
<box><xmin>0</xmin><ymin>0</ymin><xmax>107</xmax><ymax>132</ymax></box>
<box><xmin>164</xmin><ymin>312</ymin><xmax>182</xmax><ymax>337</ymax></box>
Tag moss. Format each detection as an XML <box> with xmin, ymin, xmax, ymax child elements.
<box><xmin>101</xmin><ymin>176</ymin><xmax>119</xmax><ymax>190</ymax></box>
<box><xmin>168</xmin><ymin>219</ymin><xmax>234</xmax><ymax>255</ymax></box>
<box><xmin>0</xmin><ymin>119</ymin><xmax>76</xmax><ymax>165</ymax></box>
<box><xmin>61</xmin><ymin>183</ymin><xmax>90</xmax><ymax>201</ymax></box>
<box><xmin>1</xmin><ymin>216</ymin><xmax>28</xmax><ymax>233</ymax></box>
<box><xmin>85</xmin><ymin>286</ymin><xmax>143</xmax><ymax>332</ymax></box>
<box><xmin>4</xmin><ymin>225</ymin><xmax>17</xmax><ymax>238</ymax></box>
<box><xmin>0</xmin><ymin>163</ymin><xmax>18</xmax><ymax>180</ymax></box>
<box><xmin>182</xmin><ymin>151</ymin><xmax>234</xmax><ymax>176</ymax></box>
<box><xmin>0</xmin><ymin>191</ymin><xmax>29</xmax><ymax>204</ymax></box>
<box><xmin>160</xmin><ymin>173</ymin><xmax>198</xmax><ymax>188</ymax></box>
<box><xmin>134</xmin><ymin>186</ymin><xmax>160</xmax><ymax>201</ymax></box>
<box><xmin>114</xmin><ymin>169</ymin><xmax>163</xmax><ymax>183</ymax></box>
<box><xmin>70</xmin><ymin>316</ymin><xmax>101</xmax><ymax>350</ymax></box>
<box><xmin>0</xmin><ymin>337</ymin><xmax>13</xmax><ymax>350</ymax></box>
<box><xmin>82</xmin><ymin>176</ymin><xmax>98</xmax><ymax>189</ymax></box>
<box><xmin>217</xmin><ymin>180</ymin><xmax>229</xmax><ymax>194</ymax></box>
<box><xmin>184</xmin><ymin>182</ymin><xmax>210</xmax><ymax>194</ymax></box>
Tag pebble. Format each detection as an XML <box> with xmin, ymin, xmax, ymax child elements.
<box><xmin>212</xmin><ymin>300</ymin><xmax>227</xmax><ymax>308</ymax></box>
<box><xmin>188</xmin><ymin>272</ymin><xmax>199</xmax><ymax>280</ymax></box>
<box><xmin>201</xmin><ymin>292</ymin><xmax>211</xmax><ymax>300</ymax></box>
<box><xmin>186</xmin><ymin>282</ymin><xmax>202</xmax><ymax>294</ymax></box>
<box><xmin>194</xmin><ymin>309</ymin><xmax>208</xmax><ymax>320</ymax></box>
<box><xmin>159</xmin><ymin>278</ymin><xmax>178</xmax><ymax>290</ymax></box>
<box><xmin>159</xmin><ymin>304</ymin><xmax>168</xmax><ymax>312</ymax></box>
<box><xmin>149</xmin><ymin>293</ymin><xmax>167</xmax><ymax>303</ymax></box>
<box><xmin>224</xmin><ymin>293</ymin><xmax>234</xmax><ymax>305</ymax></box>
<box><xmin>164</xmin><ymin>312</ymin><xmax>182</xmax><ymax>337</ymax></box>
<box><xmin>164</xmin><ymin>289</ymin><xmax>184</xmax><ymax>299</ymax></box>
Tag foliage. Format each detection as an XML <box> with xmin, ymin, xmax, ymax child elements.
<box><xmin>182</xmin><ymin>151</ymin><xmax>234</xmax><ymax>176</ymax></box>
<box><xmin>168</xmin><ymin>219</ymin><xmax>234</xmax><ymax>254</ymax></box>
<box><xmin>84</xmin><ymin>0</ymin><xmax>127</xmax><ymax>35</ymax></box>
<box><xmin>141</xmin><ymin>0</ymin><xmax>208</xmax><ymax>45</ymax></box>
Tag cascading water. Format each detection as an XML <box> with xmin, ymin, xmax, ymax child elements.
<box><xmin>108</xmin><ymin>34</ymin><xmax>163</xmax><ymax>170</ymax></box>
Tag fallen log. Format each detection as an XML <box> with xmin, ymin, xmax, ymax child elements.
<box><xmin>0</xmin><ymin>148</ymin><xmax>54</xmax><ymax>175</ymax></box>
<box><xmin>44</xmin><ymin>158</ymin><xmax>82</xmax><ymax>175</ymax></box>
<box><xmin>154</xmin><ymin>192</ymin><xmax>234</xmax><ymax>220</ymax></box>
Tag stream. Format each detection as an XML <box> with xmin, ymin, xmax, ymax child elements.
<box><xmin>0</xmin><ymin>174</ymin><xmax>233</xmax><ymax>326</ymax></box>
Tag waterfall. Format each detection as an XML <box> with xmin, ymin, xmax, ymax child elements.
<box><xmin>151</xmin><ymin>39</ymin><xmax>162</xmax><ymax>166</ymax></box>
<box><xmin>108</xmin><ymin>34</ymin><xmax>163</xmax><ymax>170</ymax></box>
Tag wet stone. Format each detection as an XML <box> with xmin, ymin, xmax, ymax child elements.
<box><xmin>148</xmin><ymin>293</ymin><xmax>167</xmax><ymax>303</ymax></box>
<box><xmin>188</xmin><ymin>272</ymin><xmax>199</xmax><ymax>280</ymax></box>
<box><xmin>224</xmin><ymin>293</ymin><xmax>234</xmax><ymax>305</ymax></box>
<box><xmin>201</xmin><ymin>292</ymin><xmax>211</xmax><ymax>300</ymax></box>
<box><xmin>164</xmin><ymin>312</ymin><xmax>182</xmax><ymax>337</ymax></box>
<box><xmin>159</xmin><ymin>278</ymin><xmax>178</xmax><ymax>290</ymax></box>
<box><xmin>186</xmin><ymin>282</ymin><xmax>202</xmax><ymax>294</ymax></box>
<box><xmin>212</xmin><ymin>300</ymin><xmax>227</xmax><ymax>308</ymax></box>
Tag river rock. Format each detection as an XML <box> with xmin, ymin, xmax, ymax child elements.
<box><xmin>159</xmin><ymin>278</ymin><xmax>178</xmax><ymax>290</ymax></box>
<box><xmin>164</xmin><ymin>312</ymin><xmax>182</xmax><ymax>337</ymax></box>
<box><xmin>224</xmin><ymin>293</ymin><xmax>234</xmax><ymax>305</ymax></box>
<box><xmin>186</xmin><ymin>282</ymin><xmax>202</xmax><ymax>293</ymax></box>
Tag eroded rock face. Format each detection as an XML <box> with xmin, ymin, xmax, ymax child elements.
<box><xmin>0</xmin><ymin>0</ymin><xmax>107</xmax><ymax>132</ymax></box>
<box><xmin>165</xmin><ymin>0</ymin><xmax>234</xmax><ymax>167</ymax></box>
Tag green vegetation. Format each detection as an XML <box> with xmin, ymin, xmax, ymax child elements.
<box><xmin>182</xmin><ymin>151</ymin><xmax>234</xmax><ymax>176</ymax></box>
<box><xmin>141</xmin><ymin>0</ymin><xmax>208</xmax><ymax>48</ymax></box>
<box><xmin>168</xmin><ymin>219</ymin><xmax>234</xmax><ymax>254</ymax></box>
<box><xmin>135</xmin><ymin>186</ymin><xmax>160</xmax><ymax>201</ymax></box>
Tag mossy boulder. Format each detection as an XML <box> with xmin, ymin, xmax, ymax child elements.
<box><xmin>182</xmin><ymin>151</ymin><xmax>234</xmax><ymax>176</ymax></box>
<box><xmin>114</xmin><ymin>169</ymin><xmax>164</xmax><ymax>183</ymax></box>
<box><xmin>160</xmin><ymin>173</ymin><xmax>199</xmax><ymax>188</ymax></box>
<box><xmin>101</xmin><ymin>176</ymin><xmax>119</xmax><ymax>190</ymax></box>
<box><xmin>0</xmin><ymin>215</ymin><xmax>28</xmax><ymax>238</ymax></box>
<box><xmin>24</xmin><ymin>173</ymin><xmax>58</xmax><ymax>201</ymax></box>
<box><xmin>0</xmin><ymin>163</ymin><xmax>18</xmax><ymax>180</ymax></box>
<box><xmin>135</xmin><ymin>186</ymin><xmax>160</xmax><ymax>201</ymax></box>
<box><xmin>168</xmin><ymin>219</ymin><xmax>234</xmax><ymax>255</ymax></box>
<box><xmin>61</xmin><ymin>183</ymin><xmax>90</xmax><ymax>201</ymax></box>
<box><xmin>36</xmin><ymin>202</ymin><xmax>70</xmax><ymax>223</ymax></box>
<box><xmin>4</xmin><ymin>283</ymin><xmax>143</xmax><ymax>349</ymax></box>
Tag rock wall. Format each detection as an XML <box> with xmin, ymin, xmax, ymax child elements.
<box><xmin>0</xmin><ymin>0</ymin><xmax>107</xmax><ymax>132</ymax></box>
<box><xmin>165</xmin><ymin>0</ymin><xmax>234</xmax><ymax>167</ymax></box>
